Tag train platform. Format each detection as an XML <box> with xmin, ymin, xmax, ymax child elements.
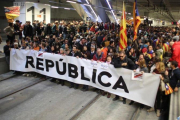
<box><xmin>0</xmin><ymin>72</ymin><xmax>158</xmax><ymax>120</ymax></box>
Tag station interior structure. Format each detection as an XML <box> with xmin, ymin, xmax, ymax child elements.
<box><xmin>0</xmin><ymin>0</ymin><xmax>180</xmax><ymax>120</ymax></box>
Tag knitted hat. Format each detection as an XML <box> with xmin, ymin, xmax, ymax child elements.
<box><xmin>142</xmin><ymin>47</ymin><xmax>147</xmax><ymax>53</ymax></box>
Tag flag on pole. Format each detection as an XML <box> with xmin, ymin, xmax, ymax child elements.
<box><xmin>119</xmin><ymin>2</ymin><xmax>127</xmax><ymax>51</ymax></box>
<box><xmin>126</xmin><ymin>19</ymin><xmax>133</xmax><ymax>25</ymax></box>
<box><xmin>133</xmin><ymin>0</ymin><xmax>141</xmax><ymax>41</ymax></box>
<box><xmin>4</xmin><ymin>6</ymin><xmax>20</xmax><ymax>23</ymax></box>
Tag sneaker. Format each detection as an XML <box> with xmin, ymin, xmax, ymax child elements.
<box><xmin>156</xmin><ymin>109</ymin><xmax>161</xmax><ymax>117</ymax></box>
<box><xmin>13</xmin><ymin>71</ymin><xmax>17</xmax><ymax>74</ymax></box>
<box><xmin>61</xmin><ymin>81</ymin><xmax>65</xmax><ymax>86</ymax></box>
<box><xmin>50</xmin><ymin>78</ymin><xmax>56</xmax><ymax>82</ymax></box>
<box><xmin>123</xmin><ymin>99</ymin><xmax>126</xmax><ymax>104</ymax></box>
<box><xmin>107</xmin><ymin>93</ymin><xmax>111</xmax><ymax>98</ymax></box>
<box><xmin>140</xmin><ymin>104</ymin><xmax>144</xmax><ymax>109</ymax></box>
<box><xmin>102</xmin><ymin>92</ymin><xmax>107</xmax><ymax>96</ymax></box>
<box><xmin>69</xmin><ymin>85</ymin><xmax>74</xmax><ymax>88</ymax></box>
<box><xmin>129</xmin><ymin>101</ymin><xmax>134</xmax><ymax>105</ymax></box>
<box><xmin>23</xmin><ymin>73</ymin><xmax>27</xmax><ymax>76</ymax></box>
<box><xmin>147</xmin><ymin>107</ymin><xmax>155</xmax><ymax>112</ymax></box>
<box><xmin>40</xmin><ymin>77</ymin><xmax>46</xmax><ymax>80</ymax></box>
<box><xmin>113</xmin><ymin>97</ymin><xmax>119</xmax><ymax>101</ymax></box>
<box><xmin>56</xmin><ymin>80</ymin><xmax>61</xmax><ymax>84</ymax></box>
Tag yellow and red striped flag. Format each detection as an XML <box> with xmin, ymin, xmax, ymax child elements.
<box><xmin>163</xmin><ymin>43</ymin><xmax>170</xmax><ymax>53</ymax></box>
<box><xmin>119</xmin><ymin>2</ymin><xmax>127</xmax><ymax>51</ymax></box>
<box><xmin>133</xmin><ymin>0</ymin><xmax>141</xmax><ymax>41</ymax></box>
<box><xmin>126</xmin><ymin>19</ymin><xmax>133</xmax><ymax>25</ymax></box>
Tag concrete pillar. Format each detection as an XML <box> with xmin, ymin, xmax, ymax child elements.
<box><xmin>14</xmin><ymin>0</ymin><xmax>51</xmax><ymax>24</ymax></box>
<box><xmin>70</xmin><ymin>0</ymin><xmax>101</xmax><ymax>22</ymax></box>
<box><xmin>89</xmin><ymin>0</ymin><xmax>110</xmax><ymax>23</ymax></box>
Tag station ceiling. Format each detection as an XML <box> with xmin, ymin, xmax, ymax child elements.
<box><xmin>11</xmin><ymin>0</ymin><xmax>179</xmax><ymax>22</ymax></box>
<box><xmin>110</xmin><ymin>0</ymin><xmax>180</xmax><ymax>22</ymax></box>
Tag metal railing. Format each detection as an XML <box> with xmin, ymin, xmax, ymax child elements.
<box><xmin>169</xmin><ymin>90</ymin><xmax>180</xmax><ymax>120</ymax></box>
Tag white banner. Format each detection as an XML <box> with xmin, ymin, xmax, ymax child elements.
<box><xmin>10</xmin><ymin>49</ymin><xmax>160</xmax><ymax>107</ymax></box>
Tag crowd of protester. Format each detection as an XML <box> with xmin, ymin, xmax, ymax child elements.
<box><xmin>3</xmin><ymin>19</ymin><xmax>180</xmax><ymax>118</ymax></box>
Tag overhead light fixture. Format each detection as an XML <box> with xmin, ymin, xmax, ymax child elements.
<box><xmin>85</xmin><ymin>0</ymin><xmax>90</xmax><ymax>4</ymax></box>
<box><xmin>83</xmin><ymin>4</ymin><xmax>90</xmax><ymax>6</ymax></box>
<box><xmin>67</xmin><ymin>1</ymin><xmax>76</xmax><ymax>3</ymax></box>
<box><xmin>51</xmin><ymin>6</ymin><xmax>59</xmax><ymax>8</ymax></box>
<box><xmin>85</xmin><ymin>0</ymin><xmax>98</xmax><ymax>21</ymax></box>
<box><xmin>44</xmin><ymin>4</ymin><xmax>50</xmax><ymax>6</ymax></box>
<box><xmin>128</xmin><ymin>13</ymin><xmax>131</xmax><ymax>15</ymax></box>
<box><xmin>106</xmin><ymin>0</ymin><xmax>118</xmax><ymax>24</ymax></box>
<box><xmin>64</xmin><ymin>8</ymin><xmax>71</xmax><ymax>10</ymax></box>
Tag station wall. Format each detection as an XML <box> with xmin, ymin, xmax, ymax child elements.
<box><xmin>151</xmin><ymin>20</ymin><xmax>174</xmax><ymax>27</ymax></box>
<box><xmin>51</xmin><ymin>8</ymin><xmax>82</xmax><ymax>23</ymax></box>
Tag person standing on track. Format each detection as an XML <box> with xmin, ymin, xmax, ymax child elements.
<box><xmin>113</xmin><ymin>51</ymin><xmax>135</xmax><ymax>104</ymax></box>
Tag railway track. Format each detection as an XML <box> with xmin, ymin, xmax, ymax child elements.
<box><xmin>0</xmin><ymin>74</ymin><xmax>49</xmax><ymax>100</ymax></box>
<box><xmin>0</xmin><ymin>72</ymin><xmax>157</xmax><ymax>120</ymax></box>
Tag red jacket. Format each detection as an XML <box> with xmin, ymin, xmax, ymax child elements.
<box><xmin>90</xmin><ymin>26</ymin><xmax>95</xmax><ymax>33</ymax></box>
<box><xmin>169</xmin><ymin>42</ymin><xmax>180</xmax><ymax>68</ymax></box>
<box><xmin>93</xmin><ymin>52</ymin><xmax>106</xmax><ymax>62</ymax></box>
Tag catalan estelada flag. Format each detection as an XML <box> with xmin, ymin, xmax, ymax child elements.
<box><xmin>133</xmin><ymin>0</ymin><xmax>141</xmax><ymax>41</ymax></box>
<box><xmin>163</xmin><ymin>43</ymin><xmax>170</xmax><ymax>53</ymax></box>
<box><xmin>126</xmin><ymin>19</ymin><xmax>133</xmax><ymax>25</ymax></box>
<box><xmin>4</xmin><ymin>6</ymin><xmax>20</xmax><ymax>22</ymax></box>
<box><xmin>119</xmin><ymin>2</ymin><xmax>127</xmax><ymax>51</ymax></box>
<box><xmin>165</xmin><ymin>83</ymin><xmax>173</xmax><ymax>95</ymax></box>
<box><xmin>153</xmin><ymin>39</ymin><xmax>159</xmax><ymax>48</ymax></box>
<box><xmin>147</xmin><ymin>53</ymin><xmax>152</xmax><ymax>59</ymax></box>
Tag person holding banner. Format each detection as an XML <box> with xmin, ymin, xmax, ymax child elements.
<box><xmin>93</xmin><ymin>48</ymin><xmax>106</xmax><ymax>62</ymax></box>
<box><xmin>105</xmin><ymin>56</ymin><xmax>113</xmax><ymax>98</ymax></box>
<box><xmin>147</xmin><ymin>62</ymin><xmax>169</xmax><ymax>117</ymax></box>
<box><xmin>92</xmin><ymin>48</ymin><xmax>106</xmax><ymax>94</ymax></box>
<box><xmin>129</xmin><ymin>59</ymin><xmax>148</xmax><ymax>107</ymax></box>
<box><xmin>69</xmin><ymin>45</ymin><xmax>82</xmax><ymax>89</ymax></box>
<box><xmin>113</xmin><ymin>51</ymin><xmax>135</xmax><ymax>104</ymax></box>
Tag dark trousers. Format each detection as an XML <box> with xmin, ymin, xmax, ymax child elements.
<box><xmin>115</xmin><ymin>95</ymin><xmax>126</xmax><ymax>101</ymax></box>
<box><xmin>82</xmin><ymin>85</ymin><xmax>88</xmax><ymax>90</ymax></box>
<box><xmin>7</xmin><ymin>35</ymin><xmax>14</xmax><ymax>44</ymax></box>
<box><xmin>161</xmin><ymin>94</ymin><xmax>170</xmax><ymax>110</ymax></box>
<box><xmin>70</xmin><ymin>82</ymin><xmax>79</xmax><ymax>88</ymax></box>
<box><xmin>155</xmin><ymin>90</ymin><xmax>161</xmax><ymax>109</ymax></box>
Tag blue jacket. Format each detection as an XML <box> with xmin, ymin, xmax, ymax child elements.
<box><xmin>169</xmin><ymin>68</ymin><xmax>180</xmax><ymax>89</ymax></box>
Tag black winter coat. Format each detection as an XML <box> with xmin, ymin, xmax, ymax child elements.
<box><xmin>24</xmin><ymin>25</ymin><xmax>33</xmax><ymax>36</ymax></box>
<box><xmin>113</xmin><ymin>56</ymin><xmax>135</xmax><ymax>70</ymax></box>
<box><xmin>169</xmin><ymin>68</ymin><xmax>180</xmax><ymax>89</ymax></box>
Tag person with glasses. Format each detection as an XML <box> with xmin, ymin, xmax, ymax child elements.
<box><xmin>112</xmin><ymin>50</ymin><xmax>136</xmax><ymax>104</ymax></box>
